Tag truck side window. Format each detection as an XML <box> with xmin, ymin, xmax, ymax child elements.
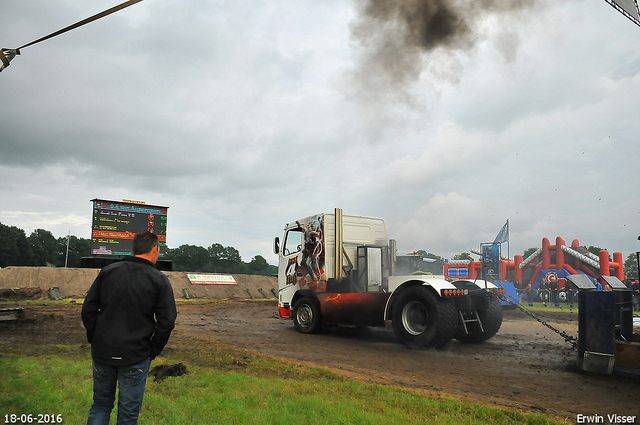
<box><xmin>283</xmin><ymin>229</ymin><xmax>303</xmax><ymax>256</ymax></box>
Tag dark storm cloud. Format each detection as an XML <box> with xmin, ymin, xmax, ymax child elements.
<box><xmin>1</xmin><ymin>0</ymin><xmax>640</xmax><ymax>264</ymax></box>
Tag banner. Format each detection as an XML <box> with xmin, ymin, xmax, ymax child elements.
<box><xmin>482</xmin><ymin>244</ymin><xmax>501</xmax><ymax>282</ymax></box>
<box><xmin>187</xmin><ymin>274</ymin><xmax>237</xmax><ymax>285</ymax></box>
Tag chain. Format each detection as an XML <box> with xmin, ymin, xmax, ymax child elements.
<box><xmin>502</xmin><ymin>297</ymin><xmax>578</xmax><ymax>349</ymax></box>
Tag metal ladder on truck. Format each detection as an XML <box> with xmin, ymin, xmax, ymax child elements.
<box><xmin>459</xmin><ymin>307</ymin><xmax>484</xmax><ymax>334</ymax></box>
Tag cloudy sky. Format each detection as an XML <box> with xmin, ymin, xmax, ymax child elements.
<box><xmin>2</xmin><ymin>0</ymin><xmax>640</xmax><ymax>266</ymax></box>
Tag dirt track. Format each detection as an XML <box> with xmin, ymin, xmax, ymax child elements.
<box><xmin>1</xmin><ymin>300</ymin><xmax>639</xmax><ymax>422</ymax></box>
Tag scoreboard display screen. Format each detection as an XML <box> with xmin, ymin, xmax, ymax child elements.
<box><xmin>90</xmin><ymin>198</ymin><xmax>168</xmax><ymax>257</ymax></box>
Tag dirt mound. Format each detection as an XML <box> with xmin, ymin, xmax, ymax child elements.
<box><xmin>0</xmin><ymin>267</ymin><xmax>277</xmax><ymax>300</ymax></box>
<box><xmin>0</xmin><ymin>267</ymin><xmax>99</xmax><ymax>299</ymax></box>
<box><xmin>0</xmin><ymin>286</ymin><xmax>42</xmax><ymax>300</ymax></box>
<box><xmin>149</xmin><ymin>363</ymin><xmax>188</xmax><ymax>380</ymax></box>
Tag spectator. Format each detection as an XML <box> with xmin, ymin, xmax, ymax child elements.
<box><xmin>82</xmin><ymin>231</ymin><xmax>177</xmax><ymax>424</ymax></box>
<box><xmin>631</xmin><ymin>280</ymin><xmax>640</xmax><ymax>312</ymax></box>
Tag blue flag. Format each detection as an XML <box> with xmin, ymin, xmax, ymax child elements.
<box><xmin>493</xmin><ymin>220</ymin><xmax>509</xmax><ymax>244</ymax></box>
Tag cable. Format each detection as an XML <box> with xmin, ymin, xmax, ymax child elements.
<box><xmin>1</xmin><ymin>0</ymin><xmax>143</xmax><ymax>72</ymax></box>
<box><xmin>17</xmin><ymin>0</ymin><xmax>144</xmax><ymax>50</ymax></box>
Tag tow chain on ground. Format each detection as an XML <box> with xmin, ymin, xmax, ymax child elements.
<box><xmin>501</xmin><ymin>296</ymin><xmax>578</xmax><ymax>349</ymax></box>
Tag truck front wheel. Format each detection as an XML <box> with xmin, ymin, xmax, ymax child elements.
<box><xmin>391</xmin><ymin>286</ymin><xmax>457</xmax><ymax>349</ymax></box>
<box><xmin>292</xmin><ymin>296</ymin><xmax>322</xmax><ymax>334</ymax></box>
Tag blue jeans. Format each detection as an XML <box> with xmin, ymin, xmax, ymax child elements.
<box><xmin>87</xmin><ymin>358</ymin><xmax>151</xmax><ymax>425</ymax></box>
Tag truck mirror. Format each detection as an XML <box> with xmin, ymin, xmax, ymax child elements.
<box><xmin>273</xmin><ymin>237</ymin><xmax>280</xmax><ymax>255</ymax></box>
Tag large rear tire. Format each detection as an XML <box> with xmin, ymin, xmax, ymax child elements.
<box><xmin>455</xmin><ymin>296</ymin><xmax>503</xmax><ymax>343</ymax></box>
<box><xmin>292</xmin><ymin>296</ymin><xmax>322</xmax><ymax>334</ymax></box>
<box><xmin>391</xmin><ymin>286</ymin><xmax>458</xmax><ymax>349</ymax></box>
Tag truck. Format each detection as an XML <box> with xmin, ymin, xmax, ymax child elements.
<box><xmin>273</xmin><ymin>208</ymin><xmax>505</xmax><ymax>349</ymax></box>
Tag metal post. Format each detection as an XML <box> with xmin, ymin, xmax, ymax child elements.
<box><xmin>335</xmin><ymin>207</ymin><xmax>343</xmax><ymax>281</ymax></box>
<box><xmin>64</xmin><ymin>231</ymin><xmax>70</xmax><ymax>268</ymax></box>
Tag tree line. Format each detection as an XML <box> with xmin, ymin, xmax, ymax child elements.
<box><xmin>0</xmin><ymin>224</ymin><xmax>89</xmax><ymax>268</ymax></box>
<box><xmin>1</xmin><ymin>221</ymin><xmax>636</xmax><ymax>279</ymax></box>
<box><xmin>164</xmin><ymin>243</ymin><xmax>276</xmax><ymax>275</ymax></box>
<box><xmin>0</xmin><ymin>222</ymin><xmax>276</xmax><ymax>275</ymax></box>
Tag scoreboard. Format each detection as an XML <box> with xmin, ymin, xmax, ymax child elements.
<box><xmin>90</xmin><ymin>198</ymin><xmax>168</xmax><ymax>257</ymax></box>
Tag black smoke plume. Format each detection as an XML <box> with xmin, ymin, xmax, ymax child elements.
<box><xmin>348</xmin><ymin>0</ymin><xmax>537</xmax><ymax>102</ymax></box>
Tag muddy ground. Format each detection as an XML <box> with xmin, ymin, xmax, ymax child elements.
<box><xmin>1</xmin><ymin>300</ymin><xmax>638</xmax><ymax>422</ymax></box>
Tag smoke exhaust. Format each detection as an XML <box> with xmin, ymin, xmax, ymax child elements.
<box><xmin>347</xmin><ymin>0</ymin><xmax>538</xmax><ymax>107</ymax></box>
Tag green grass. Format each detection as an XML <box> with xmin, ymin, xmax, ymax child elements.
<box><xmin>518</xmin><ymin>302</ymin><xmax>579</xmax><ymax>314</ymax></box>
<box><xmin>0</xmin><ymin>299</ymin><xmax>85</xmax><ymax>306</ymax></box>
<box><xmin>0</xmin><ymin>344</ymin><xmax>567</xmax><ymax>425</ymax></box>
<box><xmin>0</xmin><ymin>298</ymin><xmax>274</xmax><ymax>307</ymax></box>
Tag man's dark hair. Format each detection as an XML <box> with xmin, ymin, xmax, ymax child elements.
<box><xmin>133</xmin><ymin>231</ymin><xmax>159</xmax><ymax>255</ymax></box>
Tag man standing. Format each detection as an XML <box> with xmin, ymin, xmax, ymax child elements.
<box><xmin>631</xmin><ymin>279</ymin><xmax>640</xmax><ymax>311</ymax></box>
<box><xmin>82</xmin><ymin>231</ymin><xmax>177</xmax><ymax>425</ymax></box>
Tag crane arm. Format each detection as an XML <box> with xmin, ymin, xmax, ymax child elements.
<box><xmin>1</xmin><ymin>0</ymin><xmax>143</xmax><ymax>73</ymax></box>
<box><xmin>603</xmin><ymin>0</ymin><xmax>640</xmax><ymax>28</ymax></box>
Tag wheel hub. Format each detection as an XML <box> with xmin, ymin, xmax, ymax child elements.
<box><xmin>297</xmin><ymin>304</ymin><xmax>313</xmax><ymax>327</ymax></box>
<box><xmin>402</xmin><ymin>300</ymin><xmax>428</xmax><ymax>335</ymax></box>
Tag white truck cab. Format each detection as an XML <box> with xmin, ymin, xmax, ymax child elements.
<box><xmin>274</xmin><ymin>208</ymin><xmax>504</xmax><ymax>349</ymax></box>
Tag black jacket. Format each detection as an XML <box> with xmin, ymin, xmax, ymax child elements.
<box><xmin>82</xmin><ymin>256</ymin><xmax>177</xmax><ymax>367</ymax></box>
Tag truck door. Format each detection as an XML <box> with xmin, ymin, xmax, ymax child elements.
<box><xmin>278</xmin><ymin>228</ymin><xmax>304</xmax><ymax>290</ymax></box>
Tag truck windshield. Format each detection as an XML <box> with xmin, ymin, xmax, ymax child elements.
<box><xmin>283</xmin><ymin>229</ymin><xmax>303</xmax><ymax>256</ymax></box>
<box><xmin>396</xmin><ymin>256</ymin><xmax>431</xmax><ymax>275</ymax></box>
